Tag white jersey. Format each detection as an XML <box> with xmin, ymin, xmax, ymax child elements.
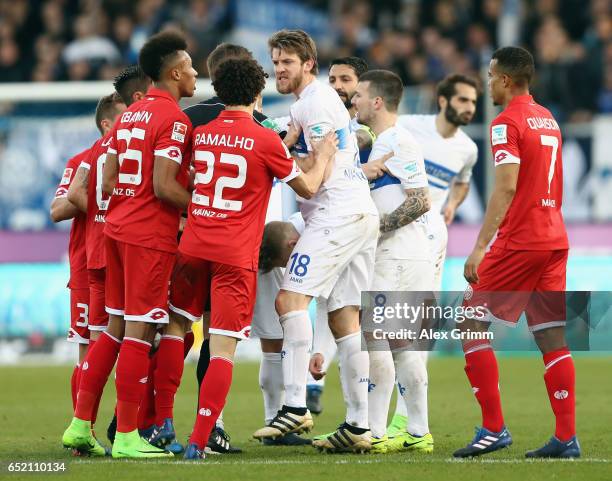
<box><xmin>397</xmin><ymin>115</ymin><xmax>477</xmax><ymax>217</ymax></box>
<box><xmin>290</xmin><ymin>79</ymin><xmax>377</xmax><ymax>221</ymax></box>
<box><xmin>368</xmin><ymin>124</ymin><xmax>430</xmax><ymax>261</ymax></box>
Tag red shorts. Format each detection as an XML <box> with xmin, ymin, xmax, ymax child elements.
<box><xmin>88</xmin><ymin>268</ymin><xmax>108</xmax><ymax>331</ymax></box>
<box><xmin>464</xmin><ymin>247</ymin><xmax>568</xmax><ymax>332</ymax></box>
<box><xmin>105</xmin><ymin>237</ymin><xmax>175</xmax><ymax>324</ymax></box>
<box><xmin>67</xmin><ymin>288</ymin><xmax>90</xmax><ymax>344</ymax></box>
<box><xmin>169</xmin><ymin>252</ymin><xmax>257</xmax><ymax>340</ymax></box>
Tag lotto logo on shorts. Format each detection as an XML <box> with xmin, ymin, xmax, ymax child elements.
<box><xmin>554</xmin><ymin>390</ymin><xmax>569</xmax><ymax>400</ymax></box>
<box><xmin>199</xmin><ymin>408</ymin><xmax>212</xmax><ymax>416</ymax></box>
<box><xmin>144</xmin><ymin>308</ymin><xmax>168</xmax><ymax>322</ymax></box>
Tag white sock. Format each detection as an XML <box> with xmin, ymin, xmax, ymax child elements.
<box><xmin>367</xmin><ymin>350</ymin><xmax>395</xmax><ymax>438</ymax></box>
<box><xmin>260</xmin><ymin>352</ymin><xmax>284</xmax><ymax>424</ymax></box>
<box><xmin>393</xmin><ymin>350</ymin><xmax>429</xmax><ymax>436</ymax></box>
<box><xmin>216</xmin><ymin>410</ymin><xmax>224</xmax><ymax>429</ymax></box>
<box><xmin>394</xmin><ymin>383</ymin><xmax>408</xmax><ymax>417</ymax></box>
<box><xmin>337</xmin><ymin>332</ymin><xmax>369</xmax><ymax>429</ymax></box>
<box><xmin>279</xmin><ymin>310</ymin><xmax>312</xmax><ymax>408</ymax></box>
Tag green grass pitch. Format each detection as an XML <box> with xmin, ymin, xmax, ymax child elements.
<box><xmin>1</xmin><ymin>355</ymin><xmax>610</xmax><ymax>480</ymax></box>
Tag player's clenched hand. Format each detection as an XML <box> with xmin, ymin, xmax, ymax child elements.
<box><xmin>309</xmin><ymin>353</ymin><xmax>326</xmax><ymax>380</ymax></box>
<box><xmin>310</xmin><ymin>131</ymin><xmax>338</xmax><ymax>160</ymax></box>
<box><xmin>283</xmin><ymin>121</ymin><xmax>301</xmax><ymax>148</ymax></box>
<box><xmin>362</xmin><ymin>152</ymin><xmax>393</xmax><ymax>180</ymax></box>
<box><xmin>464</xmin><ymin>246</ymin><xmax>485</xmax><ymax>284</ymax></box>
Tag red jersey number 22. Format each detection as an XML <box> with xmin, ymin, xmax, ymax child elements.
<box><xmin>192</xmin><ymin>150</ymin><xmax>247</xmax><ymax>212</ymax></box>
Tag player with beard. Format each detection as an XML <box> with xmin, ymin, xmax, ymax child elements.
<box><xmin>386</xmin><ymin>75</ymin><xmax>480</xmax><ymax>437</ymax></box>
<box><xmin>253</xmin><ymin>30</ymin><xmax>379</xmax><ymax>453</ymax></box>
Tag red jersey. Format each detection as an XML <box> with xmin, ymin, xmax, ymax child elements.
<box><xmin>490</xmin><ymin>94</ymin><xmax>568</xmax><ymax>251</ymax></box>
<box><xmin>179</xmin><ymin>110</ymin><xmax>300</xmax><ymax>270</ymax></box>
<box><xmin>55</xmin><ymin>149</ymin><xmax>90</xmax><ymax>289</ymax></box>
<box><xmin>81</xmin><ymin>133</ymin><xmax>112</xmax><ymax>269</ymax></box>
<box><xmin>105</xmin><ymin>87</ymin><xmax>192</xmax><ymax>253</ymax></box>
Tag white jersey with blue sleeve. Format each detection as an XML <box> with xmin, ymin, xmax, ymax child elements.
<box><xmin>397</xmin><ymin>115</ymin><xmax>477</xmax><ymax>216</ymax></box>
<box><xmin>290</xmin><ymin>79</ymin><xmax>377</xmax><ymax>221</ymax></box>
<box><xmin>368</xmin><ymin>124</ymin><xmax>430</xmax><ymax>261</ymax></box>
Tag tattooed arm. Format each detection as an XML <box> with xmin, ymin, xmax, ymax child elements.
<box><xmin>379</xmin><ymin>186</ymin><xmax>431</xmax><ymax>233</ymax></box>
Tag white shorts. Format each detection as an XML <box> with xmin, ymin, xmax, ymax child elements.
<box><xmin>427</xmin><ymin>215</ymin><xmax>448</xmax><ymax>291</ymax></box>
<box><xmin>371</xmin><ymin>258</ymin><xmax>435</xmax><ymax>291</ymax></box>
<box><xmin>250</xmin><ymin>268</ymin><xmax>284</xmax><ymax>340</ymax></box>
<box><xmin>281</xmin><ymin>213</ymin><xmax>378</xmax><ymax>305</ymax></box>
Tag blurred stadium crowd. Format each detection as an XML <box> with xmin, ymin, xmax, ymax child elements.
<box><xmin>0</xmin><ymin>0</ymin><xmax>611</xmax><ymax>121</ymax></box>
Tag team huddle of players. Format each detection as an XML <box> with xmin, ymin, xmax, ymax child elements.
<box><xmin>52</xmin><ymin>28</ymin><xmax>579</xmax><ymax>461</ymax></box>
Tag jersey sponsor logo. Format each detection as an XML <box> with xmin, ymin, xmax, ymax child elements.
<box><xmin>494</xmin><ymin>150</ymin><xmax>520</xmax><ymax>165</ymax></box>
<box><xmin>491</xmin><ymin>124</ymin><xmax>508</xmax><ymax>145</ymax></box>
<box><xmin>171</xmin><ymin>122</ymin><xmax>187</xmax><ymax>143</ymax></box>
<box><xmin>60</xmin><ymin>168</ymin><xmax>73</xmax><ymax>186</ymax></box>
<box><xmin>495</xmin><ymin>151</ymin><xmax>508</xmax><ymax>163</ymax></box>
<box><xmin>309</xmin><ymin>124</ymin><xmax>326</xmax><ymax>141</ymax></box>
<box><xmin>404</xmin><ymin>161</ymin><xmax>418</xmax><ymax>173</ymax></box>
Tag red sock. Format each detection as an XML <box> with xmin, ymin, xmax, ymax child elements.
<box><xmin>190</xmin><ymin>356</ymin><xmax>234</xmax><ymax>450</ymax></box>
<box><xmin>154</xmin><ymin>335</ymin><xmax>185</xmax><ymax>424</ymax></box>
<box><xmin>116</xmin><ymin>337</ymin><xmax>151</xmax><ymax>433</ymax></box>
<box><xmin>184</xmin><ymin>331</ymin><xmax>195</xmax><ymax>358</ymax></box>
<box><xmin>70</xmin><ymin>364</ymin><xmax>80</xmax><ymax>410</ymax></box>
<box><xmin>543</xmin><ymin>347</ymin><xmax>575</xmax><ymax>441</ymax></box>
<box><xmin>75</xmin><ymin>332</ymin><xmax>121</xmax><ymax>421</ymax></box>
<box><xmin>464</xmin><ymin>341</ymin><xmax>504</xmax><ymax>432</ymax></box>
<box><xmin>138</xmin><ymin>351</ymin><xmax>158</xmax><ymax>430</ymax></box>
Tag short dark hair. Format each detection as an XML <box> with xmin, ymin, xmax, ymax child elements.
<box><xmin>268</xmin><ymin>29</ymin><xmax>318</xmax><ymax>75</ymax></box>
<box><xmin>113</xmin><ymin>65</ymin><xmax>150</xmax><ymax>106</ymax></box>
<box><xmin>139</xmin><ymin>30</ymin><xmax>188</xmax><ymax>82</ymax></box>
<box><xmin>491</xmin><ymin>46</ymin><xmax>535</xmax><ymax>87</ymax></box>
<box><xmin>212</xmin><ymin>58</ymin><xmax>266</xmax><ymax>106</ymax></box>
<box><xmin>330</xmin><ymin>56</ymin><xmax>368</xmax><ymax>78</ymax></box>
<box><xmin>359</xmin><ymin>69</ymin><xmax>404</xmax><ymax>112</ymax></box>
<box><xmin>436</xmin><ymin>74</ymin><xmax>480</xmax><ymax>110</ymax></box>
<box><xmin>207</xmin><ymin>43</ymin><xmax>253</xmax><ymax>81</ymax></box>
<box><xmin>259</xmin><ymin>221</ymin><xmax>289</xmax><ymax>273</ymax></box>
<box><xmin>95</xmin><ymin>92</ymin><xmax>124</xmax><ymax>134</ymax></box>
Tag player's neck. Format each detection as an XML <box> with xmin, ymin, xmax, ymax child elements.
<box><xmin>225</xmin><ymin>104</ymin><xmax>255</xmax><ymax>115</ymax></box>
<box><xmin>293</xmin><ymin>74</ymin><xmax>315</xmax><ymax>98</ymax></box>
<box><xmin>503</xmin><ymin>88</ymin><xmax>530</xmax><ymax>108</ymax></box>
<box><xmin>152</xmin><ymin>81</ymin><xmax>181</xmax><ymax>102</ymax></box>
<box><xmin>348</xmin><ymin>106</ymin><xmax>357</xmax><ymax>118</ymax></box>
<box><xmin>370</xmin><ymin>112</ymin><xmax>397</xmax><ymax>137</ymax></box>
<box><xmin>435</xmin><ymin>113</ymin><xmax>458</xmax><ymax>139</ymax></box>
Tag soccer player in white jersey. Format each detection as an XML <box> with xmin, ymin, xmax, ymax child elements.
<box><xmin>352</xmin><ymin>69</ymin><xmax>434</xmax><ymax>454</ymax></box>
<box><xmin>387</xmin><ymin>74</ymin><xmax>479</xmax><ymax>436</ymax></box>
<box><xmin>253</xmin><ymin>29</ymin><xmax>379</xmax><ymax>453</ymax></box>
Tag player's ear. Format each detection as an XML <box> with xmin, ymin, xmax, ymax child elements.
<box><xmin>304</xmin><ymin>58</ymin><xmax>315</xmax><ymax>74</ymax></box>
<box><xmin>438</xmin><ymin>95</ymin><xmax>447</xmax><ymax>111</ymax></box>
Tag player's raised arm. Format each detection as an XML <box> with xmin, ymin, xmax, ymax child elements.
<box><xmin>67</xmin><ymin>165</ymin><xmax>89</xmax><ymax>213</ymax></box>
<box><xmin>287</xmin><ymin>131</ymin><xmax>336</xmax><ymax>199</ymax></box>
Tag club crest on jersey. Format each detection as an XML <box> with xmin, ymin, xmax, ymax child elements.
<box><xmin>60</xmin><ymin>168</ymin><xmax>73</xmax><ymax>185</ymax></box>
<box><xmin>171</xmin><ymin>122</ymin><xmax>187</xmax><ymax>143</ymax></box>
<box><xmin>491</xmin><ymin>124</ymin><xmax>507</xmax><ymax>145</ymax></box>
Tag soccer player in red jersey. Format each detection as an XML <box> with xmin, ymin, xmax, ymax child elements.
<box><xmin>62</xmin><ymin>31</ymin><xmax>196</xmax><ymax>459</ymax></box>
<box><xmin>50</xmin><ymin>148</ymin><xmax>92</xmax><ymax>414</ymax></box>
<box><xmin>454</xmin><ymin>47</ymin><xmax>579</xmax><ymax>458</ymax></box>
<box><xmin>167</xmin><ymin>57</ymin><xmax>336</xmax><ymax>460</ymax></box>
